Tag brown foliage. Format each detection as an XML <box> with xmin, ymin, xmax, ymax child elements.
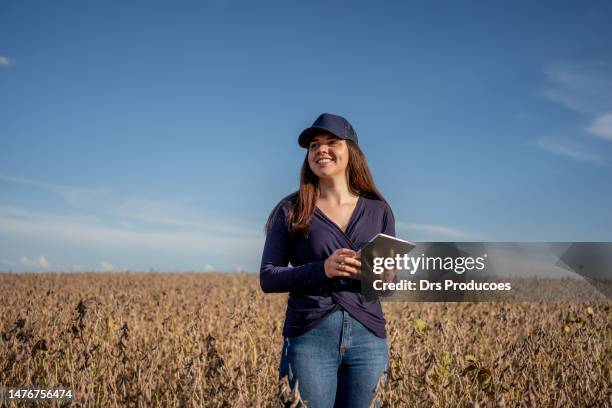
<box><xmin>0</xmin><ymin>272</ymin><xmax>610</xmax><ymax>407</ymax></box>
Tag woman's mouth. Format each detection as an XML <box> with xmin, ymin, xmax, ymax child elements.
<box><xmin>316</xmin><ymin>158</ymin><xmax>335</xmax><ymax>166</ymax></box>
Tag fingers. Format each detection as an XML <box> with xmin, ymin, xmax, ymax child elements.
<box><xmin>336</xmin><ymin>262</ymin><xmax>359</xmax><ymax>275</ymax></box>
<box><xmin>334</xmin><ymin>248</ymin><xmax>360</xmax><ymax>263</ymax></box>
<box><xmin>335</xmin><ymin>257</ymin><xmax>361</xmax><ymax>276</ymax></box>
<box><xmin>382</xmin><ymin>268</ymin><xmax>395</xmax><ymax>282</ymax></box>
<box><xmin>326</xmin><ymin>248</ymin><xmax>363</xmax><ymax>278</ymax></box>
<box><xmin>335</xmin><ymin>248</ymin><xmax>357</xmax><ymax>257</ymax></box>
<box><xmin>338</xmin><ymin>256</ymin><xmax>361</xmax><ymax>269</ymax></box>
<box><xmin>333</xmin><ymin>248</ymin><xmax>362</xmax><ymax>277</ymax></box>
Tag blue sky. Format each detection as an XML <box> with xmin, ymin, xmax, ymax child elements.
<box><xmin>1</xmin><ymin>0</ymin><xmax>611</xmax><ymax>273</ymax></box>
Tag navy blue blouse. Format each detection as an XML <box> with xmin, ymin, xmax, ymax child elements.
<box><xmin>259</xmin><ymin>195</ymin><xmax>395</xmax><ymax>338</ymax></box>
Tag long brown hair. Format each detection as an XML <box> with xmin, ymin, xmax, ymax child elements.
<box><xmin>265</xmin><ymin>140</ymin><xmax>386</xmax><ymax>238</ymax></box>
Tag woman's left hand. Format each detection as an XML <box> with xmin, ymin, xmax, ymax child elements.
<box><xmin>325</xmin><ymin>248</ymin><xmax>362</xmax><ymax>280</ymax></box>
<box><xmin>371</xmin><ymin>248</ymin><xmax>395</xmax><ymax>283</ymax></box>
<box><xmin>341</xmin><ymin>253</ymin><xmax>363</xmax><ymax>280</ymax></box>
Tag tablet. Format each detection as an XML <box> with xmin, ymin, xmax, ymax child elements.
<box><xmin>358</xmin><ymin>233</ymin><xmax>416</xmax><ymax>300</ymax></box>
<box><xmin>358</xmin><ymin>233</ymin><xmax>416</xmax><ymax>257</ymax></box>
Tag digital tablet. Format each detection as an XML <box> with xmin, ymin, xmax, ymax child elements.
<box><xmin>358</xmin><ymin>233</ymin><xmax>417</xmax><ymax>256</ymax></box>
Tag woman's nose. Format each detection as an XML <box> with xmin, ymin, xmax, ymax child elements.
<box><xmin>316</xmin><ymin>144</ymin><xmax>329</xmax><ymax>154</ymax></box>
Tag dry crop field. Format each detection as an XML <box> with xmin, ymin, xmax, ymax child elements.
<box><xmin>0</xmin><ymin>272</ymin><xmax>610</xmax><ymax>407</ymax></box>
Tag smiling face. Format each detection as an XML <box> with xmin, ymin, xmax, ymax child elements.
<box><xmin>307</xmin><ymin>134</ymin><xmax>350</xmax><ymax>180</ymax></box>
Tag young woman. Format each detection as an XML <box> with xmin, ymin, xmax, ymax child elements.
<box><xmin>260</xmin><ymin>113</ymin><xmax>395</xmax><ymax>408</ymax></box>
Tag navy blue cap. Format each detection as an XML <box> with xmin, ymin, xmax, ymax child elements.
<box><xmin>298</xmin><ymin>113</ymin><xmax>359</xmax><ymax>148</ymax></box>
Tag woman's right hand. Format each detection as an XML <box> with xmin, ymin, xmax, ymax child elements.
<box><xmin>324</xmin><ymin>248</ymin><xmax>362</xmax><ymax>279</ymax></box>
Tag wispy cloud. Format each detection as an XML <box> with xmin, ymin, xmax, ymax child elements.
<box><xmin>537</xmin><ymin>61</ymin><xmax>612</xmax><ymax>163</ymax></box>
<box><xmin>535</xmin><ymin>137</ymin><xmax>607</xmax><ymax>166</ymax></box>
<box><xmin>19</xmin><ymin>255</ymin><xmax>49</xmax><ymax>269</ymax></box>
<box><xmin>0</xmin><ymin>172</ymin><xmax>260</xmax><ymax>238</ymax></box>
<box><xmin>0</xmin><ymin>205</ymin><xmax>262</xmax><ymax>256</ymax></box>
<box><xmin>0</xmin><ymin>172</ymin><xmax>265</xmax><ymax>271</ymax></box>
<box><xmin>586</xmin><ymin>113</ymin><xmax>612</xmax><ymax>140</ymax></box>
<box><xmin>0</xmin><ymin>173</ymin><xmax>109</xmax><ymax>205</ymax></box>
<box><xmin>0</xmin><ymin>56</ymin><xmax>13</xmax><ymax>66</ymax></box>
<box><xmin>396</xmin><ymin>222</ymin><xmax>475</xmax><ymax>240</ymax></box>
<box><xmin>100</xmin><ymin>260</ymin><xmax>115</xmax><ymax>272</ymax></box>
<box><xmin>542</xmin><ymin>62</ymin><xmax>612</xmax><ymax>115</ymax></box>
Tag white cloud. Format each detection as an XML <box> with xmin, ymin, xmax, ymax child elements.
<box><xmin>539</xmin><ymin>61</ymin><xmax>612</xmax><ymax>164</ymax></box>
<box><xmin>203</xmin><ymin>264</ymin><xmax>215</xmax><ymax>272</ymax></box>
<box><xmin>536</xmin><ymin>137</ymin><xmax>607</xmax><ymax>166</ymax></box>
<box><xmin>0</xmin><ymin>205</ymin><xmax>263</xmax><ymax>259</ymax></box>
<box><xmin>586</xmin><ymin>113</ymin><xmax>612</xmax><ymax>140</ymax></box>
<box><xmin>38</xmin><ymin>256</ymin><xmax>49</xmax><ymax>268</ymax></box>
<box><xmin>0</xmin><ymin>56</ymin><xmax>12</xmax><ymax>66</ymax></box>
<box><xmin>0</xmin><ymin>173</ymin><xmax>260</xmax><ymax>238</ymax></box>
<box><xmin>19</xmin><ymin>255</ymin><xmax>49</xmax><ymax>269</ymax></box>
<box><xmin>542</xmin><ymin>62</ymin><xmax>612</xmax><ymax>115</ymax></box>
<box><xmin>0</xmin><ymin>173</ymin><xmax>265</xmax><ymax>270</ymax></box>
<box><xmin>100</xmin><ymin>260</ymin><xmax>115</xmax><ymax>272</ymax></box>
<box><xmin>396</xmin><ymin>222</ymin><xmax>474</xmax><ymax>240</ymax></box>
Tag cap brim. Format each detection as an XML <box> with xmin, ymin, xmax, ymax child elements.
<box><xmin>298</xmin><ymin>126</ymin><xmax>341</xmax><ymax>148</ymax></box>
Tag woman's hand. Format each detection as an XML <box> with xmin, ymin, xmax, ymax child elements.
<box><xmin>324</xmin><ymin>248</ymin><xmax>362</xmax><ymax>279</ymax></box>
<box><xmin>359</xmin><ymin>248</ymin><xmax>395</xmax><ymax>284</ymax></box>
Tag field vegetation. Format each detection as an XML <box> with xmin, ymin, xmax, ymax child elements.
<box><xmin>0</xmin><ymin>273</ymin><xmax>610</xmax><ymax>407</ymax></box>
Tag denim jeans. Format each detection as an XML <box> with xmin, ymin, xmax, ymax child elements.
<box><xmin>279</xmin><ymin>307</ymin><xmax>389</xmax><ymax>408</ymax></box>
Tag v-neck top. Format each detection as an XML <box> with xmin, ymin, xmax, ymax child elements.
<box><xmin>315</xmin><ymin>195</ymin><xmax>361</xmax><ymax>235</ymax></box>
<box><xmin>259</xmin><ymin>195</ymin><xmax>395</xmax><ymax>338</ymax></box>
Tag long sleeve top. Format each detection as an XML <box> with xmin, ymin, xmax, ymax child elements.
<box><xmin>259</xmin><ymin>195</ymin><xmax>395</xmax><ymax>338</ymax></box>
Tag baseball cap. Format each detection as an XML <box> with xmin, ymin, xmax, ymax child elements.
<box><xmin>298</xmin><ymin>113</ymin><xmax>359</xmax><ymax>148</ymax></box>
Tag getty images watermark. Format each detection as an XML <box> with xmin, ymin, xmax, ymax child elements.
<box><xmin>371</xmin><ymin>252</ymin><xmax>512</xmax><ymax>292</ymax></box>
<box><xmin>360</xmin><ymin>242</ymin><xmax>612</xmax><ymax>302</ymax></box>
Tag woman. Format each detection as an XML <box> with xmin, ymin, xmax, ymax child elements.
<box><xmin>260</xmin><ymin>113</ymin><xmax>395</xmax><ymax>408</ymax></box>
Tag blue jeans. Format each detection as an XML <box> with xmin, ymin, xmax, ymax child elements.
<box><xmin>279</xmin><ymin>308</ymin><xmax>389</xmax><ymax>408</ymax></box>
